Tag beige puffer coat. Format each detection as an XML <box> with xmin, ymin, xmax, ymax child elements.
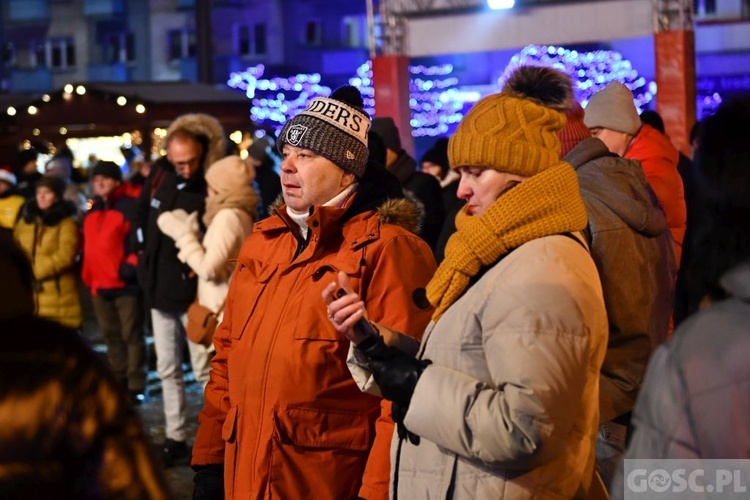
<box><xmin>391</xmin><ymin>234</ymin><xmax>608</xmax><ymax>499</ymax></box>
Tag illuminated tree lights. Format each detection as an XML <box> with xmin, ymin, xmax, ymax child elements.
<box><xmin>227</xmin><ymin>64</ymin><xmax>331</xmax><ymax>128</ymax></box>
<box><xmin>227</xmin><ymin>45</ymin><xmax>660</xmax><ymax>135</ymax></box>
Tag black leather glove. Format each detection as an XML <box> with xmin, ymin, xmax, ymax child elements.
<box><xmin>368</xmin><ymin>346</ymin><xmax>431</xmax><ymax>404</ymax></box>
<box><xmin>192</xmin><ymin>464</ymin><xmax>224</xmax><ymax>500</ymax></box>
<box><xmin>118</xmin><ymin>262</ymin><xmax>138</xmax><ymax>283</ymax></box>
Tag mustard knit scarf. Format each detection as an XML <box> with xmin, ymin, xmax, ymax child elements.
<box><xmin>425</xmin><ymin>161</ymin><xmax>588</xmax><ymax>321</ymax></box>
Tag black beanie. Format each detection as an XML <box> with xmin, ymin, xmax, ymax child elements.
<box><xmin>277</xmin><ymin>85</ymin><xmax>370</xmax><ymax>178</ymax></box>
<box><xmin>36</xmin><ymin>175</ymin><xmax>66</xmax><ymax>199</ymax></box>
<box><xmin>420</xmin><ymin>137</ymin><xmax>450</xmax><ymax>177</ymax></box>
<box><xmin>91</xmin><ymin>161</ymin><xmax>123</xmax><ymax>181</ymax></box>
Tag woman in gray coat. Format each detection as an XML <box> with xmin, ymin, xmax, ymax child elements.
<box><xmin>324</xmin><ymin>66</ymin><xmax>609</xmax><ymax>499</ymax></box>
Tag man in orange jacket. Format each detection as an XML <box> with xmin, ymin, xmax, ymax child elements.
<box><xmin>191</xmin><ymin>85</ymin><xmax>436</xmax><ymax>499</ymax></box>
<box><xmin>584</xmin><ymin>82</ymin><xmax>687</xmax><ymax>266</ymax></box>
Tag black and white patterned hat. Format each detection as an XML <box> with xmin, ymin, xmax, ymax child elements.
<box><xmin>277</xmin><ymin>85</ymin><xmax>370</xmax><ymax>178</ymax></box>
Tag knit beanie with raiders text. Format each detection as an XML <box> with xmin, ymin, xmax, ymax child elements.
<box><xmin>277</xmin><ymin>85</ymin><xmax>370</xmax><ymax>178</ymax></box>
<box><xmin>448</xmin><ymin>65</ymin><xmax>572</xmax><ymax>177</ymax></box>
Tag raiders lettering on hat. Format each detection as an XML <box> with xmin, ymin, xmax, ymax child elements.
<box><xmin>298</xmin><ymin>97</ymin><xmax>369</xmax><ymax>146</ymax></box>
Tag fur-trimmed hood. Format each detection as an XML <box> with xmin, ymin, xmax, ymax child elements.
<box><xmin>165</xmin><ymin>113</ymin><xmax>226</xmax><ymax>171</ymax></box>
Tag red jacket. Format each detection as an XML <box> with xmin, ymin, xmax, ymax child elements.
<box><xmin>81</xmin><ymin>186</ymin><xmax>139</xmax><ymax>296</ymax></box>
<box><xmin>625</xmin><ymin>124</ymin><xmax>687</xmax><ymax>266</ymax></box>
<box><xmin>192</xmin><ymin>196</ymin><xmax>436</xmax><ymax>499</ymax></box>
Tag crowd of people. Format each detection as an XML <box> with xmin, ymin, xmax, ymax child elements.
<box><xmin>0</xmin><ymin>62</ymin><xmax>748</xmax><ymax>500</ymax></box>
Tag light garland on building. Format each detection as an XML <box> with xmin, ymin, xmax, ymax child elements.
<box><xmin>228</xmin><ymin>46</ymin><xmax>656</xmax><ymax>135</ymax></box>
<box><xmin>227</xmin><ymin>64</ymin><xmax>331</xmax><ymax>129</ymax></box>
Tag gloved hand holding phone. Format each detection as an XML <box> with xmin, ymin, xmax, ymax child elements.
<box><xmin>322</xmin><ymin>272</ymin><xmax>431</xmax><ymax>444</ymax></box>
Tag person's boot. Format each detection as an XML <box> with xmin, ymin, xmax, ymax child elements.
<box><xmin>162</xmin><ymin>438</ymin><xmax>190</xmax><ymax>467</ymax></box>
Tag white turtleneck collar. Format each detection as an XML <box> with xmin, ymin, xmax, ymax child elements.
<box><xmin>286</xmin><ymin>183</ymin><xmax>358</xmax><ymax>239</ymax></box>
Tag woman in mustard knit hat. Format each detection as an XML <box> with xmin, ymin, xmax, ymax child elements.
<box><xmin>324</xmin><ymin>65</ymin><xmax>609</xmax><ymax>499</ymax></box>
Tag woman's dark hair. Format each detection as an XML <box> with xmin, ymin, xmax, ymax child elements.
<box><xmin>676</xmin><ymin>98</ymin><xmax>750</xmax><ymax>322</ymax></box>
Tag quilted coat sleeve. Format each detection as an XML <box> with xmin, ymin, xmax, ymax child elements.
<box><xmin>33</xmin><ymin>218</ymin><xmax>80</xmax><ymax>281</ymax></box>
<box><xmin>358</xmin><ymin>233</ymin><xmax>436</xmax><ymax>500</ymax></box>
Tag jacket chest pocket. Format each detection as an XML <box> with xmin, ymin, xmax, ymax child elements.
<box><xmin>231</xmin><ymin>260</ymin><xmax>278</xmax><ymax>340</ymax></box>
<box><xmin>293</xmin><ymin>256</ymin><xmax>363</xmax><ymax>341</ymax></box>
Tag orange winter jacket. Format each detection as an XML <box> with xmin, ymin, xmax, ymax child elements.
<box><xmin>625</xmin><ymin>124</ymin><xmax>687</xmax><ymax>266</ymax></box>
<box><xmin>192</xmin><ymin>195</ymin><xmax>436</xmax><ymax>500</ymax></box>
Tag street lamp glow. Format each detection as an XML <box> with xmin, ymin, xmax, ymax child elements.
<box><xmin>488</xmin><ymin>0</ymin><xmax>514</xmax><ymax>9</ymax></box>
<box><xmin>7</xmin><ymin>106</ymin><xmax>16</xmax><ymax>116</ymax></box>
<box><xmin>76</xmin><ymin>85</ymin><xmax>86</xmax><ymax>95</ymax></box>
<box><xmin>28</xmin><ymin>106</ymin><xmax>38</xmax><ymax>115</ymax></box>
<box><xmin>135</xmin><ymin>104</ymin><xmax>146</xmax><ymax>114</ymax></box>
<box><xmin>64</xmin><ymin>84</ymin><xmax>74</xmax><ymax>94</ymax></box>
<box><xmin>117</xmin><ymin>96</ymin><xmax>127</xmax><ymax>106</ymax></box>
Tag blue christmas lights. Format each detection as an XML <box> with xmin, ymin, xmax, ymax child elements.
<box><xmin>228</xmin><ymin>45</ymin><xmax>660</xmax><ymax>135</ymax></box>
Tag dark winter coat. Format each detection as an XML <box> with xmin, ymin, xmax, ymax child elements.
<box><xmin>132</xmin><ymin>161</ymin><xmax>206</xmax><ymax>312</ymax></box>
<box><xmin>389</xmin><ymin>151</ymin><xmax>445</xmax><ymax>250</ymax></box>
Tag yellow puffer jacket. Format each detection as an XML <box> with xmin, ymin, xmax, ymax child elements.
<box><xmin>14</xmin><ymin>199</ymin><xmax>82</xmax><ymax>329</ymax></box>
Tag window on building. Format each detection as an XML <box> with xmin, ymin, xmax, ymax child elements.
<box><xmin>3</xmin><ymin>42</ymin><xmax>17</xmax><ymax>67</ymax></box>
<box><xmin>238</xmin><ymin>25</ymin><xmax>251</xmax><ymax>55</ymax></box>
<box><xmin>168</xmin><ymin>28</ymin><xmax>196</xmax><ymax>61</ymax></box>
<box><xmin>103</xmin><ymin>32</ymin><xmax>135</xmax><ymax>64</ymax></box>
<box><xmin>694</xmin><ymin>0</ymin><xmax>717</xmax><ymax>16</ymax></box>
<box><xmin>304</xmin><ymin>20</ymin><xmax>322</xmax><ymax>46</ymax></box>
<box><xmin>237</xmin><ymin>23</ymin><xmax>267</xmax><ymax>56</ymax></box>
<box><xmin>254</xmin><ymin>23</ymin><xmax>267</xmax><ymax>55</ymax></box>
<box><xmin>342</xmin><ymin>16</ymin><xmax>366</xmax><ymax>48</ymax></box>
<box><xmin>33</xmin><ymin>38</ymin><xmax>76</xmax><ymax>69</ymax></box>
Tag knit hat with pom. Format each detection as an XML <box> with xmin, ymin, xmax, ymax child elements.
<box><xmin>277</xmin><ymin>85</ymin><xmax>370</xmax><ymax>178</ymax></box>
<box><xmin>205</xmin><ymin>155</ymin><xmax>254</xmax><ymax>195</ymax></box>
<box><xmin>448</xmin><ymin>65</ymin><xmax>573</xmax><ymax>177</ymax></box>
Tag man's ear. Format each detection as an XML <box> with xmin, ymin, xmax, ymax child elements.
<box><xmin>341</xmin><ymin>171</ymin><xmax>357</xmax><ymax>188</ymax></box>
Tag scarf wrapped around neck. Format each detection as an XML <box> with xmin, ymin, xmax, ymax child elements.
<box><xmin>425</xmin><ymin>161</ymin><xmax>588</xmax><ymax>321</ymax></box>
<box><xmin>203</xmin><ymin>184</ymin><xmax>258</xmax><ymax>226</ymax></box>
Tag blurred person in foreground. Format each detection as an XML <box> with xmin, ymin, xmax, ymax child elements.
<box><xmin>611</xmin><ymin>98</ymin><xmax>750</xmax><ymax>498</ymax></box>
<box><xmin>560</xmin><ymin>101</ymin><xmax>676</xmax><ymax>489</ymax></box>
<box><xmin>325</xmin><ymin>66</ymin><xmax>609</xmax><ymax>499</ymax></box>
<box><xmin>191</xmin><ymin>86</ymin><xmax>436</xmax><ymax>499</ymax></box>
<box><xmin>13</xmin><ymin>176</ymin><xmax>82</xmax><ymax>329</ymax></box>
<box><xmin>0</xmin><ymin>230</ymin><xmax>171</xmax><ymax>499</ymax></box>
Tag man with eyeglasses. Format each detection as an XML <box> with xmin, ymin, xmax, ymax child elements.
<box><xmin>131</xmin><ymin>113</ymin><xmax>227</xmax><ymax>467</ymax></box>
